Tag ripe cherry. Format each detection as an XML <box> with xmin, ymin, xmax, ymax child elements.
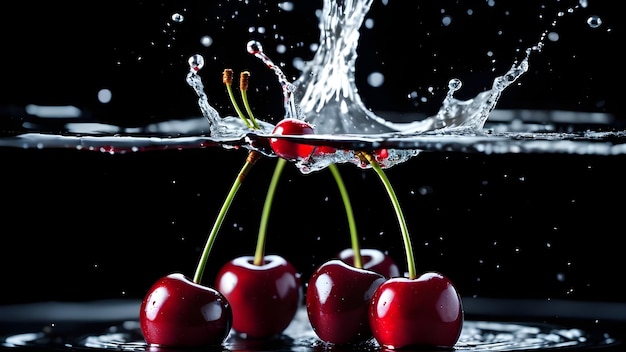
<box><xmin>306</xmin><ymin>259</ymin><xmax>385</xmax><ymax>345</ymax></box>
<box><xmin>369</xmin><ymin>272</ymin><xmax>463</xmax><ymax>349</ymax></box>
<box><xmin>356</xmin><ymin>151</ymin><xmax>464</xmax><ymax>349</ymax></box>
<box><xmin>269</xmin><ymin>118</ymin><xmax>316</xmax><ymax>160</ymax></box>
<box><xmin>215</xmin><ymin>255</ymin><xmax>301</xmax><ymax>339</ymax></box>
<box><xmin>139</xmin><ymin>273</ymin><xmax>233</xmax><ymax>348</ymax></box>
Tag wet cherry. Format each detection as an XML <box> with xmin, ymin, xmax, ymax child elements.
<box><xmin>369</xmin><ymin>272</ymin><xmax>464</xmax><ymax>349</ymax></box>
<box><xmin>215</xmin><ymin>255</ymin><xmax>301</xmax><ymax>339</ymax></box>
<box><xmin>139</xmin><ymin>273</ymin><xmax>232</xmax><ymax>348</ymax></box>
<box><xmin>269</xmin><ymin>118</ymin><xmax>320</xmax><ymax>160</ymax></box>
<box><xmin>338</xmin><ymin>248</ymin><xmax>400</xmax><ymax>278</ymax></box>
<box><xmin>306</xmin><ymin>259</ymin><xmax>386</xmax><ymax>345</ymax></box>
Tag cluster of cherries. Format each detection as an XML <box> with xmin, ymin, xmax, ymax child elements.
<box><xmin>139</xmin><ymin>70</ymin><xmax>464</xmax><ymax>350</ymax></box>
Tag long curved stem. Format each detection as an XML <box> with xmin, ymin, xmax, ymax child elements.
<box><xmin>193</xmin><ymin>151</ymin><xmax>262</xmax><ymax>283</ymax></box>
<box><xmin>254</xmin><ymin>157</ymin><xmax>287</xmax><ymax>265</ymax></box>
<box><xmin>255</xmin><ymin>161</ymin><xmax>362</xmax><ymax>267</ymax></box>
<box><xmin>328</xmin><ymin>164</ymin><xmax>362</xmax><ymax>268</ymax></box>
<box><xmin>359</xmin><ymin>152</ymin><xmax>416</xmax><ymax>279</ymax></box>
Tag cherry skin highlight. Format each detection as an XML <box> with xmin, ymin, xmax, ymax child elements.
<box><xmin>369</xmin><ymin>272</ymin><xmax>464</xmax><ymax>349</ymax></box>
<box><xmin>215</xmin><ymin>255</ymin><xmax>301</xmax><ymax>339</ymax></box>
<box><xmin>139</xmin><ymin>273</ymin><xmax>233</xmax><ymax>348</ymax></box>
<box><xmin>337</xmin><ymin>248</ymin><xmax>401</xmax><ymax>278</ymax></box>
<box><xmin>306</xmin><ymin>259</ymin><xmax>386</xmax><ymax>345</ymax></box>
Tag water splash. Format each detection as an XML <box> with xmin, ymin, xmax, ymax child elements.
<box><xmin>183</xmin><ymin>0</ymin><xmax>565</xmax><ymax>173</ymax></box>
<box><xmin>291</xmin><ymin>0</ymin><xmax>548</xmax><ymax>137</ymax></box>
<box><xmin>1</xmin><ymin>0</ymin><xmax>619</xmax><ymax>170</ymax></box>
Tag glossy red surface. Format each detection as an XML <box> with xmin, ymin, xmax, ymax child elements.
<box><xmin>369</xmin><ymin>272</ymin><xmax>464</xmax><ymax>349</ymax></box>
<box><xmin>306</xmin><ymin>259</ymin><xmax>386</xmax><ymax>345</ymax></box>
<box><xmin>139</xmin><ymin>273</ymin><xmax>232</xmax><ymax>348</ymax></box>
<box><xmin>215</xmin><ymin>255</ymin><xmax>302</xmax><ymax>338</ymax></box>
<box><xmin>269</xmin><ymin>118</ymin><xmax>316</xmax><ymax>160</ymax></box>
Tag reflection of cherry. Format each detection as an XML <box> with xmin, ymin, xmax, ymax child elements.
<box><xmin>306</xmin><ymin>259</ymin><xmax>385</xmax><ymax>345</ymax></box>
<box><xmin>338</xmin><ymin>248</ymin><xmax>400</xmax><ymax>278</ymax></box>
<box><xmin>139</xmin><ymin>273</ymin><xmax>232</xmax><ymax>348</ymax></box>
<box><xmin>215</xmin><ymin>255</ymin><xmax>301</xmax><ymax>339</ymax></box>
<box><xmin>369</xmin><ymin>273</ymin><xmax>463</xmax><ymax>349</ymax></box>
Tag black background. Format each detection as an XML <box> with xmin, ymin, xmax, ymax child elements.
<box><xmin>0</xmin><ymin>1</ymin><xmax>624</xmax><ymax>309</ymax></box>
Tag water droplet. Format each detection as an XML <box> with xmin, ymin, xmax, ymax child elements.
<box><xmin>200</xmin><ymin>35</ymin><xmax>213</xmax><ymax>47</ymax></box>
<box><xmin>171</xmin><ymin>13</ymin><xmax>184</xmax><ymax>23</ymax></box>
<box><xmin>367</xmin><ymin>72</ymin><xmax>384</xmax><ymax>87</ymax></box>
<box><xmin>247</xmin><ymin>40</ymin><xmax>263</xmax><ymax>55</ymax></box>
<box><xmin>97</xmin><ymin>89</ymin><xmax>112</xmax><ymax>104</ymax></box>
<box><xmin>586</xmin><ymin>15</ymin><xmax>602</xmax><ymax>28</ymax></box>
<box><xmin>188</xmin><ymin>54</ymin><xmax>204</xmax><ymax>72</ymax></box>
<box><xmin>278</xmin><ymin>2</ymin><xmax>294</xmax><ymax>11</ymax></box>
<box><xmin>448</xmin><ymin>78</ymin><xmax>462</xmax><ymax>92</ymax></box>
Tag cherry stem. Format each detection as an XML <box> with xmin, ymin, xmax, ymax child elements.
<box><xmin>254</xmin><ymin>160</ymin><xmax>362</xmax><ymax>268</ymax></box>
<box><xmin>239</xmin><ymin>71</ymin><xmax>261</xmax><ymax>129</ymax></box>
<box><xmin>223</xmin><ymin>69</ymin><xmax>253</xmax><ymax>129</ymax></box>
<box><xmin>254</xmin><ymin>157</ymin><xmax>287</xmax><ymax>265</ymax></box>
<box><xmin>193</xmin><ymin>150</ymin><xmax>262</xmax><ymax>284</ymax></box>
<box><xmin>359</xmin><ymin>151</ymin><xmax>416</xmax><ymax>279</ymax></box>
<box><xmin>328</xmin><ymin>163</ymin><xmax>362</xmax><ymax>268</ymax></box>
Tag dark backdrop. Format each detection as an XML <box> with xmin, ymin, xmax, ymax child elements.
<box><xmin>0</xmin><ymin>1</ymin><xmax>624</xmax><ymax>307</ymax></box>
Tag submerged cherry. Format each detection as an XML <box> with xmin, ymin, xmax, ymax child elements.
<box><xmin>139</xmin><ymin>273</ymin><xmax>232</xmax><ymax>348</ymax></box>
<box><xmin>306</xmin><ymin>259</ymin><xmax>386</xmax><ymax>345</ymax></box>
<box><xmin>369</xmin><ymin>273</ymin><xmax>463</xmax><ymax>349</ymax></box>
<box><xmin>215</xmin><ymin>255</ymin><xmax>301</xmax><ymax>339</ymax></box>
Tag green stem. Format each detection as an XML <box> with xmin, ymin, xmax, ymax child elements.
<box><xmin>255</xmin><ymin>161</ymin><xmax>362</xmax><ymax>268</ymax></box>
<box><xmin>226</xmin><ymin>83</ymin><xmax>253</xmax><ymax>128</ymax></box>
<box><xmin>241</xmin><ymin>89</ymin><xmax>261</xmax><ymax>130</ymax></box>
<box><xmin>193</xmin><ymin>151</ymin><xmax>262</xmax><ymax>283</ymax></box>
<box><xmin>360</xmin><ymin>152</ymin><xmax>416</xmax><ymax>279</ymax></box>
<box><xmin>328</xmin><ymin>164</ymin><xmax>362</xmax><ymax>268</ymax></box>
<box><xmin>254</xmin><ymin>157</ymin><xmax>287</xmax><ymax>265</ymax></box>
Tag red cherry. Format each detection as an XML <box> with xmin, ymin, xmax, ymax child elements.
<box><xmin>269</xmin><ymin>118</ymin><xmax>316</xmax><ymax>160</ymax></box>
<box><xmin>313</xmin><ymin>145</ymin><xmax>338</xmax><ymax>156</ymax></box>
<box><xmin>215</xmin><ymin>255</ymin><xmax>301</xmax><ymax>339</ymax></box>
<box><xmin>374</xmin><ymin>148</ymin><xmax>388</xmax><ymax>161</ymax></box>
<box><xmin>337</xmin><ymin>248</ymin><xmax>401</xmax><ymax>278</ymax></box>
<box><xmin>306</xmin><ymin>259</ymin><xmax>386</xmax><ymax>345</ymax></box>
<box><xmin>139</xmin><ymin>273</ymin><xmax>232</xmax><ymax>348</ymax></box>
<box><xmin>369</xmin><ymin>272</ymin><xmax>464</xmax><ymax>349</ymax></box>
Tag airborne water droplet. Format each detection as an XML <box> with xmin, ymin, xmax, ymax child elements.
<box><xmin>586</xmin><ymin>15</ymin><xmax>602</xmax><ymax>28</ymax></box>
<box><xmin>448</xmin><ymin>78</ymin><xmax>462</xmax><ymax>92</ymax></box>
<box><xmin>188</xmin><ymin>54</ymin><xmax>204</xmax><ymax>72</ymax></box>
<box><xmin>171</xmin><ymin>13</ymin><xmax>184</xmax><ymax>23</ymax></box>
<box><xmin>200</xmin><ymin>35</ymin><xmax>213</xmax><ymax>47</ymax></box>
<box><xmin>247</xmin><ymin>40</ymin><xmax>262</xmax><ymax>55</ymax></box>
